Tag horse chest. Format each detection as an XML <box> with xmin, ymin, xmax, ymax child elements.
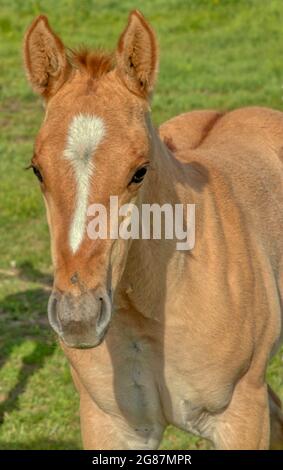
<box><xmin>105</xmin><ymin>339</ymin><xmax>209</xmax><ymax>429</ymax></box>
<box><xmin>110</xmin><ymin>347</ymin><xmax>212</xmax><ymax>435</ymax></box>
<box><xmin>111</xmin><ymin>340</ymin><xmax>162</xmax><ymax>424</ymax></box>
<box><xmin>69</xmin><ymin>332</ymin><xmax>233</xmax><ymax>442</ymax></box>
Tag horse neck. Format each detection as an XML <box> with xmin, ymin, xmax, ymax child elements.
<box><xmin>119</xmin><ymin>115</ymin><xmax>193</xmax><ymax>318</ymax></box>
<box><xmin>141</xmin><ymin>114</ymin><xmax>186</xmax><ymax>207</ymax></box>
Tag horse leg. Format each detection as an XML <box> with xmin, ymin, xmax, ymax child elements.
<box><xmin>79</xmin><ymin>387</ymin><xmax>128</xmax><ymax>449</ymax></box>
<box><xmin>268</xmin><ymin>385</ymin><xmax>283</xmax><ymax>449</ymax></box>
<box><xmin>71</xmin><ymin>366</ymin><xmax>164</xmax><ymax>450</ymax></box>
<box><xmin>211</xmin><ymin>375</ymin><xmax>270</xmax><ymax>449</ymax></box>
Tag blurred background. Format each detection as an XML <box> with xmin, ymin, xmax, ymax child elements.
<box><xmin>0</xmin><ymin>0</ymin><xmax>282</xmax><ymax>449</ymax></box>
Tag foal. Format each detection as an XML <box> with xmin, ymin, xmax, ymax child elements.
<box><xmin>24</xmin><ymin>11</ymin><xmax>283</xmax><ymax>449</ymax></box>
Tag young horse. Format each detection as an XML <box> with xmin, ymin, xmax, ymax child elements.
<box><xmin>23</xmin><ymin>11</ymin><xmax>283</xmax><ymax>449</ymax></box>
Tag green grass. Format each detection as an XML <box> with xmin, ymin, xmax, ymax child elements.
<box><xmin>0</xmin><ymin>0</ymin><xmax>282</xmax><ymax>449</ymax></box>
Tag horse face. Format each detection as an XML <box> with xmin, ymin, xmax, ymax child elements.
<box><xmin>37</xmin><ymin>91</ymin><xmax>150</xmax><ymax>348</ymax></box>
<box><xmin>23</xmin><ymin>12</ymin><xmax>158</xmax><ymax>348</ymax></box>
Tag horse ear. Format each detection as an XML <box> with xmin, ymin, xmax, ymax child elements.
<box><xmin>23</xmin><ymin>15</ymin><xmax>71</xmax><ymax>99</ymax></box>
<box><xmin>116</xmin><ymin>10</ymin><xmax>159</xmax><ymax>99</ymax></box>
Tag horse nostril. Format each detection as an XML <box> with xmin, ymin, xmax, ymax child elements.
<box><xmin>96</xmin><ymin>294</ymin><xmax>111</xmax><ymax>334</ymax></box>
<box><xmin>48</xmin><ymin>292</ymin><xmax>62</xmax><ymax>335</ymax></box>
<box><xmin>97</xmin><ymin>310</ymin><xmax>103</xmax><ymax>329</ymax></box>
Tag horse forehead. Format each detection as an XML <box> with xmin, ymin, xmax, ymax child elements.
<box><xmin>63</xmin><ymin>113</ymin><xmax>106</xmax><ymax>254</ymax></box>
<box><xmin>64</xmin><ymin>113</ymin><xmax>106</xmax><ymax>162</ymax></box>
<box><xmin>63</xmin><ymin>110</ymin><xmax>149</xmax><ymax>155</ymax></box>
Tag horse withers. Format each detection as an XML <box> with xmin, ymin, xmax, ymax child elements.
<box><xmin>23</xmin><ymin>11</ymin><xmax>283</xmax><ymax>449</ymax></box>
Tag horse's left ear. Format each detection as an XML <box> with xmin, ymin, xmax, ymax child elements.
<box><xmin>116</xmin><ymin>10</ymin><xmax>159</xmax><ymax>99</ymax></box>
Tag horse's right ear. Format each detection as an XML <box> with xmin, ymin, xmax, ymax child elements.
<box><xmin>23</xmin><ymin>16</ymin><xmax>71</xmax><ymax>99</ymax></box>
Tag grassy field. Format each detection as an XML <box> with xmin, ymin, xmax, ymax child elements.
<box><xmin>0</xmin><ymin>0</ymin><xmax>283</xmax><ymax>450</ymax></box>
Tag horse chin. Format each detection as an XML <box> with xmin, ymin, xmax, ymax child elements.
<box><xmin>57</xmin><ymin>317</ymin><xmax>111</xmax><ymax>350</ymax></box>
<box><xmin>59</xmin><ymin>330</ymin><xmax>108</xmax><ymax>349</ymax></box>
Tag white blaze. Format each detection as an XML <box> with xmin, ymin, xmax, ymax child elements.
<box><xmin>64</xmin><ymin>114</ymin><xmax>105</xmax><ymax>253</ymax></box>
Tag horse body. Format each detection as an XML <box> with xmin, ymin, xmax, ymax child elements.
<box><xmin>23</xmin><ymin>11</ymin><xmax>283</xmax><ymax>449</ymax></box>
<box><xmin>64</xmin><ymin>106</ymin><xmax>283</xmax><ymax>449</ymax></box>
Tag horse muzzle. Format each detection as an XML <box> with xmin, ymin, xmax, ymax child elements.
<box><xmin>48</xmin><ymin>288</ymin><xmax>112</xmax><ymax>349</ymax></box>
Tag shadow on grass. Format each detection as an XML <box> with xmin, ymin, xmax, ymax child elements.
<box><xmin>0</xmin><ymin>341</ymin><xmax>55</xmax><ymax>425</ymax></box>
<box><xmin>16</xmin><ymin>261</ymin><xmax>53</xmax><ymax>286</ymax></box>
<box><xmin>0</xmin><ymin>262</ymin><xmax>55</xmax><ymax>432</ymax></box>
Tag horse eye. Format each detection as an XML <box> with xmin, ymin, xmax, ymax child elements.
<box><xmin>130</xmin><ymin>166</ymin><xmax>148</xmax><ymax>185</ymax></box>
<box><xmin>32</xmin><ymin>166</ymin><xmax>43</xmax><ymax>183</ymax></box>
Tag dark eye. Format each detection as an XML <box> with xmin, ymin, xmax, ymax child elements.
<box><xmin>32</xmin><ymin>166</ymin><xmax>43</xmax><ymax>183</ymax></box>
<box><xmin>130</xmin><ymin>166</ymin><xmax>148</xmax><ymax>185</ymax></box>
